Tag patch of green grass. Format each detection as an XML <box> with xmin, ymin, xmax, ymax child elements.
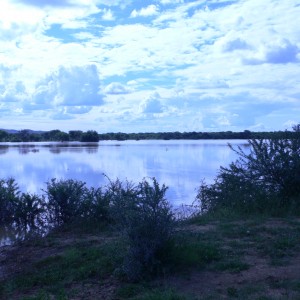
<box><xmin>218</xmin><ymin>222</ymin><xmax>258</xmax><ymax>239</ymax></box>
<box><xmin>225</xmin><ymin>282</ymin><xmax>277</xmax><ymax>300</ymax></box>
<box><xmin>215</xmin><ymin>259</ymin><xmax>250</xmax><ymax>273</ymax></box>
<box><xmin>0</xmin><ymin>240</ymin><xmax>125</xmax><ymax>298</ymax></box>
<box><xmin>167</xmin><ymin>233</ymin><xmax>222</xmax><ymax>272</ymax></box>
<box><xmin>267</xmin><ymin>278</ymin><xmax>300</xmax><ymax>292</ymax></box>
<box><xmin>136</xmin><ymin>288</ymin><xmax>188</xmax><ymax>300</ymax></box>
<box><xmin>227</xmin><ymin>286</ymin><xmax>238</xmax><ymax>297</ymax></box>
<box><xmin>21</xmin><ymin>289</ymin><xmax>68</xmax><ymax>300</ymax></box>
<box><xmin>116</xmin><ymin>283</ymin><xmax>147</xmax><ymax>299</ymax></box>
<box><xmin>187</xmin><ymin>209</ymin><xmax>247</xmax><ymax>225</ymax></box>
<box><xmin>226</xmin><ymin>239</ymin><xmax>251</xmax><ymax>250</ymax></box>
<box><xmin>254</xmin><ymin>228</ymin><xmax>300</xmax><ymax>265</ymax></box>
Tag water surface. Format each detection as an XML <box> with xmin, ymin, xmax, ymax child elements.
<box><xmin>0</xmin><ymin>140</ymin><xmax>248</xmax><ymax>206</ymax></box>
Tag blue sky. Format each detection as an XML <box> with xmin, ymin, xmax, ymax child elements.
<box><xmin>0</xmin><ymin>0</ymin><xmax>299</xmax><ymax>133</ymax></box>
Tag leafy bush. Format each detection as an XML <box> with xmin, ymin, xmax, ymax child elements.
<box><xmin>14</xmin><ymin>193</ymin><xmax>46</xmax><ymax>231</ymax></box>
<box><xmin>44</xmin><ymin>179</ymin><xmax>88</xmax><ymax>226</ymax></box>
<box><xmin>109</xmin><ymin>178</ymin><xmax>175</xmax><ymax>281</ymax></box>
<box><xmin>80</xmin><ymin>186</ymin><xmax>111</xmax><ymax>223</ymax></box>
<box><xmin>197</xmin><ymin>125</ymin><xmax>300</xmax><ymax>215</ymax></box>
<box><xmin>0</xmin><ymin>178</ymin><xmax>20</xmax><ymax>225</ymax></box>
<box><xmin>106</xmin><ymin>177</ymin><xmax>139</xmax><ymax>225</ymax></box>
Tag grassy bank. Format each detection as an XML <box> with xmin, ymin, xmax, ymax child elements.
<box><xmin>1</xmin><ymin>214</ymin><xmax>300</xmax><ymax>299</ymax></box>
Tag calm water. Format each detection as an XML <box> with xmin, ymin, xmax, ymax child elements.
<box><xmin>0</xmin><ymin>140</ymin><xmax>248</xmax><ymax>206</ymax></box>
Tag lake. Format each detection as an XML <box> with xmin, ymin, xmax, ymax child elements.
<box><xmin>0</xmin><ymin>140</ymin><xmax>249</xmax><ymax>207</ymax></box>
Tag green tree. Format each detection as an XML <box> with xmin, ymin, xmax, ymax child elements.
<box><xmin>0</xmin><ymin>130</ymin><xmax>8</xmax><ymax>142</ymax></box>
<box><xmin>18</xmin><ymin>130</ymin><xmax>31</xmax><ymax>142</ymax></box>
<box><xmin>69</xmin><ymin>130</ymin><xmax>83</xmax><ymax>141</ymax></box>
<box><xmin>81</xmin><ymin>130</ymin><xmax>99</xmax><ymax>142</ymax></box>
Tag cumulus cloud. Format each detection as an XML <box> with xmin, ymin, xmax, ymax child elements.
<box><xmin>243</xmin><ymin>39</ymin><xmax>299</xmax><ymax>65</ymax></box>
<box><xmin>160</xmin><ymin>0</ymin><xmax>183</xmax><ymax>4</ymax></box>
<box><xmin>193</xmin><ymin>78</ymin><xmax>229</xmax><ymax>89</ymax></box>
<box><xmin>130</xmin><ymin>5</ymin><xmax>159</xmax><ymax>18</ymax></box>
<box><xmin>94</xmin><ymin>0</ymin><xmax>132</xmax><ymax>8</ymax></box>
<box><xmin>0</xmin><ymin>0</ymin><xmax>299</xmax><ymax>132</ymax></box>
<box><xmin>0</xmin><ymin>81</ymin><xmax>27</xmax><ymax>102</ymax></box>
<box><xmin>65</xmin><ymin>106</ymin><xmax>92</xmax><ymax>114</ymax></box>
<box><xmin>104</xmin><ymin>82</ymin><xmax>132</xmax><ymax>94</ymax></box>
<box><xmin>283</xmin><ymin>120</ymin><xmax>299</xmax><ymax>130</ymax></box>
<box><xmin>14</xmin><ymin>0</ymin><xmax>71</xmax><ymax>7</ymax></box>
<box><xmin>32</xmin><ymin>65</ymin><xmax>103</xmax><ymax>107</ymax></box>
<box><xmin>101</xmin><ymin>9</ymin><xmax>115</xmax><ymax>21</ymax></box>
<box><xmin>52</xmin><ymin>110</ymin><xmax>74</xmax><ymax>120</ymax></box>
<box><xmin>220</xmin><ymin>37</ymin><xmax>250</xmax><ymax>52</ymax></box>
<box><xmin>140</xmin><ymin>92</ymin><xmax>164</xmax><ymax>114</ymax></box>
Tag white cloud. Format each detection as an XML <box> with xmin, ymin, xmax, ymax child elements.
<box><xmin>104</xmin><ymin>82</ymin><xmax>132</xmax><ymax>95</ymax></box>
<box><xmin>14</xmin><ymin>0</ymin><xmax>71</xmax><ymax>7</ymax></box>
<box><xmin>130</xmin><ymin>5</ymin><xmax>159</xmax><ymax>18</ymax></box>
<box><xmin>217</xmin><ymin>36</ymin><xmax>251</xmax><ymax>53</ymax></box>
<box><xmin>140</xmin><ymin>92</ymin><xmax>165</xmax><ymax>114</ymax></box>
<box><xmin>283</xmin><ymin>120</ymin><xmax>298</xmax><ymax>130</ymax></box>
<box><xmin>52</xmin><ymin>110</ymin><xmax>74</xmax><ymax>120</ymax></box>
<box><xmin>94</xmin><ymin>0</ymin><xmax>132</xmax><ymax>8</ymax></box>
<box><xmin>243</xmin><ymin>39</ymin><xmax>299</xmax><ymax>65</ymax></box>
<box><xmin>0</xmin><ymin>0</ymin><xmax>299</xmax><ymax>132</ymax></box>
<box><xmin>160</xmin><ymin>0</ymin><xmax>183</xmax><ymax>4</ymax></box>
<box><xmin>65</xmin><ymin>106</ymin><xmax>92</xmax><ymax>114</ymax></box>
<box><xmin>32</xmin><ymin>65</ymin><xmax>103</xmax><ymax>107</ymax></box>
<box><xmin>0</xmin><ymin>81</ymin><xmax>27</xmax><ymax>103</ymax></box>
<box><xmin>101</xmin><ymin>8</ymin><xmax>115</xmax><ymax>21</ymax></box>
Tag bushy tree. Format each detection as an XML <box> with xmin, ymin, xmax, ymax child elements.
<box><xmin>197</xmin><ymin>125</ymin><xmax>300</xmax><ymax>215</ymax></box>
<box><xmin>0</xmin><ymin>130</ymin><xmax>8</xmax><ymax>142</ymax></box>
<box><xmin>69</xmin><ymin>130</ymin><xmax>83</xmax><ymax>141</ymax></box>
<box><xmin>81</xmin><ymin>130</ymin><xmax>99</xmax><ymax>142</ymax></box>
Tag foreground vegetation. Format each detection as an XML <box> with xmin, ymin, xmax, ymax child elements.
<box><xmin>1</xmin><ymin>214</ymin><xmax>300</xmax><ymax>299</ymax></box>
<box><xmin>0</xmin><ymin>125</ymin><xmax>300</xmax><ymax>299</ymax></box>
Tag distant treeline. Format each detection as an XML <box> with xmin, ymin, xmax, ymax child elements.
<box><xmin>0</xmin><ymin>128</ymin><xmax>299</xmax><ymax>143</ymax></box>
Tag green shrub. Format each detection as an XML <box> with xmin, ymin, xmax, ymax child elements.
<box><xmin>106</xmin><ymin>177</ymin><xmax>139</xmax><ymax>226</ymax></box>
<box><xmin>80</xmin><ymin>186</ymin><xmax>111</xmax><ymax>223</ymax></box>
<box><xmin>0</xmin><ymin>178</ymin><xmax>20</xmax><ymax>225</ymax></box>
<box><xmin>197</xmin><ymin>125</ymin><xmax>300</xmax><ymax>215</ymax></box>
<box><xmin>109</xmin><ymin>178</ymin><xmax>175</xmax><ymax>281</ymax></box>
<box><xmin>14</xmin><ymin>193</ymin><xmax>46</xmax><ymax>232</ymax></box>
<box><xmin>44</xmin><ymin>179</ymin><xmax>88</xmax><ymax>226</ymax></box>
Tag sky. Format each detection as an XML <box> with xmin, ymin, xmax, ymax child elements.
<box><xmin>0</xmin><ymin>0</ymin><xmax>299</xmax><ymax>133</ymax></box>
